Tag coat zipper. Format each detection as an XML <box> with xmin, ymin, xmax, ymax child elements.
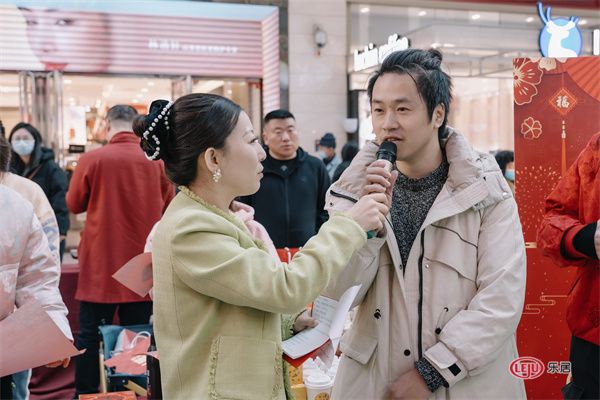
<box><xmin>284</xmin><ymin>178</ymin><xmax>290</xmax><ymax>246</ymax></box>
<box><xmin>329</xmin><ymin>189</ymin><xmax>358</xmax><ymax>204</ymax></box>
<box><xmin>417</xmin><ymin>230</ymin><xmax>425</xmax><ymax>359</ymax></box>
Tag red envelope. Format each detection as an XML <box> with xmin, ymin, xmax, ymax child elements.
<box><xmin>78</xmin><ymin>391</ymin><xmax>136</xmax><ymax>400</ymax></box>
<box><xmin>283</xmin><ymin>339</ymin><xmax>332</xmax><ymax>368</ymax></box>
<box><xmin>112</xmin><ymin>253</ymin><xmax>153</xmax><ymax>298</ymax></box>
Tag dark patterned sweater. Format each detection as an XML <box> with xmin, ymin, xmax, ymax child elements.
<box><xmin>390</xmin><ymin>159</ymin><xmax>449</xmax><ymax>267</ymax></box>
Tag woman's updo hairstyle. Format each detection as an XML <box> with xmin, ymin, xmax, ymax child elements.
<box><xmin>133</xmin><ymin>93</ymin><xmax>242</xmax><ymax>186</ymax></box>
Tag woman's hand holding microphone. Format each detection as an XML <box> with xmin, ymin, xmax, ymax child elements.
<box><xmin>349</xmin><ymin>160</ymin><xmax>398</xmax><ymax>235</ymax></box>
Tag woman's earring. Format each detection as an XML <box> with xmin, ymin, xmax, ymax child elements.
<box><xmin>212</xmin><ymin>168</ymin><xmax>222</xmax><ymax>183</ymax></box>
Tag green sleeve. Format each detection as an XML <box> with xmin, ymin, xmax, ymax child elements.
<box><xmin>170</xmin><ymin>213</ymin><xmax>366</xmax><ymax>315</ymax></box>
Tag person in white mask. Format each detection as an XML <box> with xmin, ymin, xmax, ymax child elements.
<box><xmin>9</xmin><ymin>123</ymin><xmax>69</xmax><ymax>260</ymax></box>
<box><xmin>494</xmin><ymin>150</ymin><xmax>515</xmax><ymax>194</ymax></box>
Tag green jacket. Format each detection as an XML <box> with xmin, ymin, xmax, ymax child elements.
<box><xmin>152</xmin><ymin>187</ymin><xmax>367</xmax><ymax>399</ymax></box>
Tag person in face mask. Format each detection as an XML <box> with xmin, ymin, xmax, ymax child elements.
<box><xmin>318</xmin><ymin>132</ymin><xmax>342</xmax><ymax>181</ymax></box>
<box><xmin>495</xmin><ymin>150</ymin><xmax>515</xmax><ymax>194</ymax></box>
<box><xmin>9</xmin><ymin>122</ymin><xmax>69</xmax><ymax>259</ymax></box>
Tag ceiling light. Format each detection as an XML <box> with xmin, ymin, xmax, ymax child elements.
<box><xmin>147</xmin><ymin>81</ymin><xmax>155</xmax><ymax>87</ymax></box>
<box><xmin>579</xmin><ymin>19</ymin><xmax>587</xmax><ymax>25</ymax></box>
<box><xmin>360</xmin><ymin>7</ymin><xmax>370</xmax><ymax>14</ymax></box>
<box><xmin>471</xmin><ymin>14</ymin><xmax>481</xmax><ymax>20</ymax></box>
<box><xmin>418</xmin><ymin>11</ymin><xmax>427</xmax><ymax>17</ymax></box>
<box><xmin>443</xmin><ymin>43</ymin><xmax>456</xmax><ymax>48</ymax></box>
<box><xmin>68</xmin><ymin>97</ymin><xmax>75</xmax><ymax>102</ymax></box>
<box><xmin>431</xmin><ymin>42</ymin><xmax>441</xmax><ymax>48</ymax></box>
<box><xmin>136</xmin><ymin>93</ymin><xmax>143</xmax><ymax>98</ymax></box>
<box><xmin>64</xmin><ymin>79</ymin><xmax>72</xmax><ymax>84</ymax></box>
<box><xmin>141</xmin><ymin>87</ymin><xmax>149</xmax><ymax>93</ymax></box>
<box><xmin>0</xmin><ymin>86</ymin><xmax>19</xmax><ymax>93</ymax></box>
<box><xmin>526</xmin><ymin>17</ymin><xmax>534</xmax><ymax>23</ymax></box>
<box><xmin>132</xmin><ymin>98</ymin><xmax>139</xmax><ymax>103</ymax></box>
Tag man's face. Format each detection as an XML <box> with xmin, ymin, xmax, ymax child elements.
<box><xmin>262</xmin><ymin>117</ymin><xmax>299</xmax><ymax>160</ymax></box>
<box><xmin>371</xmin><ymin>73</ymin><xmax>443</xmax><ymax>164</ymax></box>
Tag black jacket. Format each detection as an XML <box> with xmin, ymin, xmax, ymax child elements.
<box><xmin>240</xmin><ymin>147</ymin><xmax>330</xmax><ymax>248</ymax></box>
<box><xmin>10</xmin><ymin>146</ymin><xmax>70</xmax><ymax>235</ymax></box>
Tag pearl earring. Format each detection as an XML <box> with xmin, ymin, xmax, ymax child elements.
<box><xmin>212</xmin><ymin>168</ymin><xmax>222</xmax><ymax>183</ymax></box>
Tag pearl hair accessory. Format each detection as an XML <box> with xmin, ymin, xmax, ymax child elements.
<box><xmin>142</xmin><ymin>101</ymin><xmax>173</xmax><ymax>160</ymax></box>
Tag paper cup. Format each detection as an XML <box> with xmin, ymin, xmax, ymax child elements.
<box><xmin>305</xmin><ymin>374</ymin><xmax>333</xmax><ymax>400</ymax></box>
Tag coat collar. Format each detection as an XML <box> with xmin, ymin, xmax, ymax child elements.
<box><xmin>109</xmin><ymin>131</ymin><xmax>139</xmax><ymax>144</ymax></box>
<box><xmin>178</xmin><ymin>186</ymin><xmax>272</xmax><ymax>254</ymax></box>
<box><xmin>263</xmin><ymin>147</ymin><xmax>307</xmax><ymax>177</ymax></box>
<box><xmin>331</xmin><ymin>127</ymin><xmax>508</xmax><ymax>226</ymax></box>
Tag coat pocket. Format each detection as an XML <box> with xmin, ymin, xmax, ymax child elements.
<box><xmin>425</xmin><ymin>224</ymin><xmax>478</xmax><ymax>281</ymax></box>
<box><xmin>209</xmin><ymin>335</ymin><xmax>282</xmax><ymax>400</ymax></box>
<box><xmin>340</xmin><ymin>332</ymin><xmax>378</xmax><ymax>365</ymax></box>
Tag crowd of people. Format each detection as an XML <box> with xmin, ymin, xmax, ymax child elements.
<box><xmin>0</xmin><ymin>47</ymin><xmax>597</xmax><ymax>400</ymax></box>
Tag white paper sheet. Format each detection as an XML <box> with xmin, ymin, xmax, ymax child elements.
<box><xmin>282</xmin><ymin>285</ymin><xmax>360</xmax><ymax>359</ymax></box>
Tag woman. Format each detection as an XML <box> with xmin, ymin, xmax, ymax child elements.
<box><xmin>9</xmin><ymin>122</ymin><xmax>69</xmax><ymax>258</ymax></box>
<box><xmin>134</xmin><ymin>95</ymin><xmax>392</xmax><ymax>400</ymax></box>
<box><xmin>0</xmin><ymin>134</ymin><xmax>72</xmax><ymax>399</ymax></box>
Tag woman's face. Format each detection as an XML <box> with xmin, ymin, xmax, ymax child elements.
<box><xmin>218</xmin><ymin>112</ymin><xmax>266</xmax><ymax>197</ymax></box>
<box><xmin>21</xmin><ymin>8</ymin><xmax>110</xmax><ymax>71</ymax></box>
<box><xmin>11</xmin><ymin>128</ymin><xmax>36</xmax><ymax>157</ymax></box>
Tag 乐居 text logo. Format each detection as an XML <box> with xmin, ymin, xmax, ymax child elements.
<box><xmin>537</xmin><ymin>2</ymin><xmax>582</xmax><ymax>58</ymax></box>
<box><xmin>509</xmin><ymin>357</ymin><xmax>545</xmax><ymax>379</ymax></box>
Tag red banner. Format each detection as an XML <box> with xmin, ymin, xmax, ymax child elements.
<box><xmin>513</xmin><ymin>56</ymin><xmax>600</xmax><ymax>399</ymax></box>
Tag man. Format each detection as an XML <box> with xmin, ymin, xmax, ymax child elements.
<box><xmin>240</xmin><ymin>109</ymin><xmax>330</xmax><ymax>258</ymax></box>
<box><xmin>318</xmin><ymin>132</ymin><xmax>342</xmax><ymax>181</ymax></box>
<box><xmin>537</xmin><ymin>132</ymin><xmax>599</xmax><ymax>400</ymax></box>
<box><xmin>67</xmin><ymin>105</ymin><xmax>174</xmax><ymax>395</ymax></box>
<box><xmin>324</xmin><ymin>48</ymin><xmax>527</xmax><ymax>399</ymax></box>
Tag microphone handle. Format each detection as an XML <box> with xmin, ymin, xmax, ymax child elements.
<box><xmin>366</xmin><ymin>160</ymin><xmax>393</xmax><ymax>239</ymax></box>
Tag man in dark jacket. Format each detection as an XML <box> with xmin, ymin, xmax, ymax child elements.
<box><xmin>240</xmin><ymin>109</ymin><xmax>330</xmax><ymax>255</ymax></box>
<box><xmin>9</xmin><ymin>122</ymin><xmax>69</xmax><ymax>259</ymax></box>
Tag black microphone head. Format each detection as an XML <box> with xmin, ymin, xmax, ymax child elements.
<box><xmin>376</xmin><ymin>141</ymin><xmax>397</xmax><ymax>164</ymax></box>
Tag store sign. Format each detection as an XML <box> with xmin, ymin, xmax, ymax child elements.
<box><xmin>0</xmin><ymin>4</ymin><xmax>274</xmax><ymax>78</ymax></box>
<box><xmin>537</xmin><ymin>2</ymin><xmax>582</xmax><ymax>57</ymax></box>
<box><xmin>148</xmin><ymin>39</ymin><xmax>238</xmax><ymax>54</ymax></box>
<box><xmin>353</xmin><ymin>34</ymin><xmax>411</xmax><ymax>72</ymax></box>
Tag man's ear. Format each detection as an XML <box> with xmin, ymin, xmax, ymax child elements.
<box><xmin>432</xmin><ymin>104</ymin><xmax>445</xmax><ymax>128</ymax></box>
<box><xmin>262</xmin><ymin>130</ymin><xmax>268</xmax><ymax>145</ymax></box>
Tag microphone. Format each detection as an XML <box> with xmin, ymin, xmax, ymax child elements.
<box><xmin>376</xmin><ymin>140</ymin><xmax>397</xmax><ymax>173</ymax></box>
<box><xmin>366</xmin><ymin>141</ymin><xmax>397</xmax><ymax>239</ymax></box>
